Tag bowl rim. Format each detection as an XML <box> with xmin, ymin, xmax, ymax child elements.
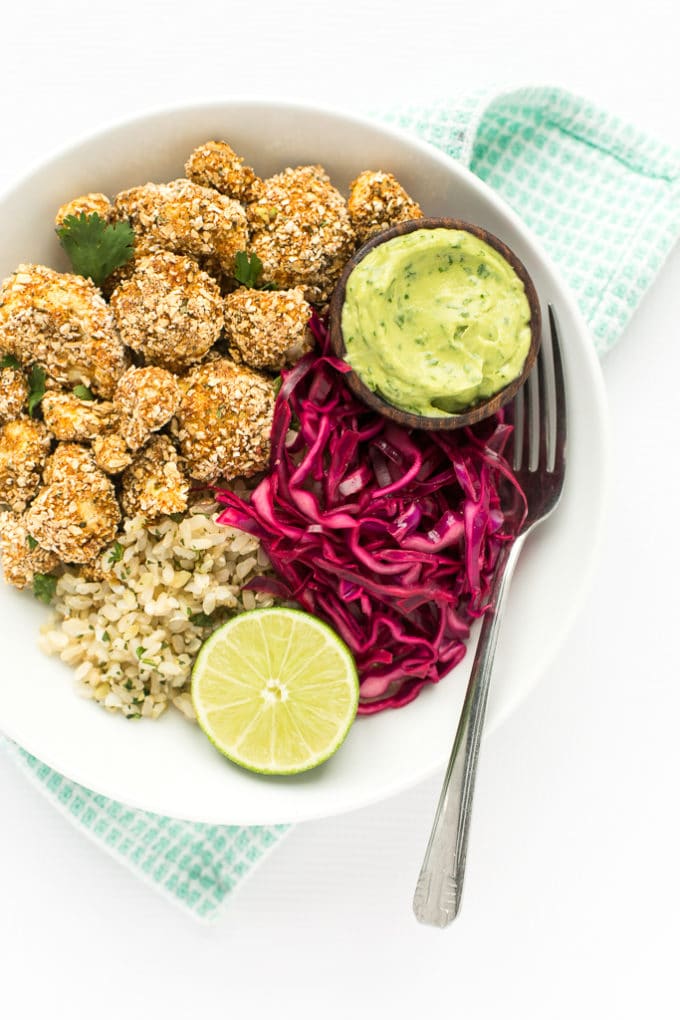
<box><xmin>328</xmin><ymin>216</ymin><xmax>542</xmax><ymax>430</ymax></box>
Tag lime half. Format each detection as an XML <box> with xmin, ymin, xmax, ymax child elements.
<box><xmin>191</xmin><ymin>608</ymin><xmax>359</xmax><ymax>775</ymax></box>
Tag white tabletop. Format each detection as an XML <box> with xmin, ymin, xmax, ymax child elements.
<box><xmin>1</xmin><ymin>2</ymin><xmax>679</xmax><ymax>1018</ymax></box>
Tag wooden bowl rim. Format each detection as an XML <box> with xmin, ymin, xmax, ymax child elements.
<box><xmin>328</xmin><ymin>217</ymin><xmax>542</xmax><ymax>431</ymax></box>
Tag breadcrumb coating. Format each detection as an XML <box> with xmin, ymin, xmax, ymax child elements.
<box><xmin>0</xmin><ymin>264</ymin><xmax>129</xmax><ymax>397</ymax></box>
<box><xmin>347</xmin><ymin>170</ymin><xmax>423</xmax><ymax>244</ymax></box>
<box><xmin>159</xmin><ymin>179</ymin><xmax>249</xmax><ymax>274</ymax></box>
<box><xmin>54</xmin><ymin>193</ymin><xmax>112</xmax><ymax>229</ymax></box>
<box><xmin>112</xmin><ymin>182</ymin><xmax>165</xmax><ymax>233</ymax></box>
<box><xmin>0</xmin><ymin>510</ymin><xmax>59</xmax><ymax>589</ymax></box>
<box><xmin>101</xmin><ymin>232</ymin><xmax>162</xmax><ymax>299</ymax></box>
<box><xmin>113</xmin><ymin>178</ymin><xmax>249</xmax><ymax>275</ymax></box>
<box><xmin>0</xmin><ymin>417</ymin><xmax>52</xmax><ymax>511</ymax></box>
<box><xmin>25</xmin><ymin>444</ymin><xmax>120</xmax><ymax>563</ymax></box>
<box><xmin>42</xmin><ymin>442</ymin><xmax>93</xmax><ymax>486</ymax></box>
<box><xmin>120</xmin><ymin>434</ymin><xmax>189</xmax><ymax>520</ymax></box>
<box><xmin>41</xmin><ymin>391</ymin><xmax>115</xmax><ymax>442</ymax></box>
<box><xmin>174</xmin><ymin>357</ymin><xmax>274</xmax><ymax>482</ymax></box>
<box><xmin>185</xmin><ymin>141</ymin><xmax>261</xmax><ymax>202</ymax></box>
<box><xmin>109</xmin><ymin>251</ymin><xmax>224</xmax><ymax>372</ymax></box>
<box><xmin>247</xmin><ymin>165</ymin><xmax>355</xmax><ymax>303</ymax></box>
<box><xmin>92</xmin><ymin>433</ymin><xmax>133</xmax><ymax>475</ymax></box>
<box><xmin>0</xmin><ymin>366</ymin><xmax>28</xmax><ymax>423</ymax></box>
<box><xmin>224</xmin><ymin>287</ymin><xmax>313</xmax><ymax>372</ymax></box>
<box><xmin>114</xmin><ymin>365</ymin><xmax>181</xmax><ymax>451</ymax></box>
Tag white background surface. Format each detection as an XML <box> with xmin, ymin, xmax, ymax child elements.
<box><xmin>1</xmin><ymin>2</ymin><xmax>679</xmax><ymax>1018</ymax></box>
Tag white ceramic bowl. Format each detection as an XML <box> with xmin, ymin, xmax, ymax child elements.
<box><xmin>0</xmin><ymin>101</ymin><xmax>609</xmax><ymax>824</ymax></box>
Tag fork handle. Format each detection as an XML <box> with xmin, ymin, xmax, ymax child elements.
<box><xmin>413</xmin><ymin>535</ymin><xmax>526</xmax><ymax>927</ymax></box>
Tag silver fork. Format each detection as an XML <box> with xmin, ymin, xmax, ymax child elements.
<box><xmin>413</xmin><ymin>304</ymin><xmax>567</xmax><ymax>927</ymax></box>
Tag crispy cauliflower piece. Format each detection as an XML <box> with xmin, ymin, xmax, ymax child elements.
<box><xmin>247</xmin><ymin>164</ymin><xmax>355</xmax><ymax>303</ymax></box>
<box><xmin>41</xmin><ymin>391</ymin><xmax>116</xmax><ymax>442</ymax></box>
<box><xmin>109</xmin><ymin>251</ymin><xmax>224</xmax><ymax>372</ymax></box>
<box><xmin>185</xmin><ymin>141</ymin><xmax>261</xmax><ymax>202</ymax></box>
<box><xmin>0</xmin><ymin>264</ymin><xmax>129</xmax><ymax>397</ymax></box>
<box><xmin>173</xmin><ymin>357</ymin><xmax>274</xmax><ymax>482</ymax></box>
<box><xmin>120</xmin><ymin>435</ymin><xmax>189</xmax><ymax>520</ymax></box>
<box><xmin>0</xmin><ymin>365</ymin><xmax>28</xmax><ymax>423</ymax></box>
<box><xmin>0</xmin><ymin>418</ymin><xmax>52</xmax><ymax>511</ymax></box>
<box><xmin>54</xmin><ymin>193</ymin><xmax>112</xmax><ymax>229</ymax></box>
<box><xmin>112</xmin><ymin>182</ymin><xmax>164</xmax><ymax>233</ymax></box>
<box><xmin>347</xmin><ymin>170</ymin><xmax>423</xmax><ymax>244</ymax></box>
<box><xmin>101</xmin><ymin>232</ymin><xmax>162</xmax><ymax>299</ymax></box>
<box><xmin>92</xmin><ymin>433</ymin><xmax>133</xmax><ymax>475</ymax></box>
<box><xmin>224</xmin><ymin>287</ymin><xmax>313</xmax><ymax>371</ymax></box>
<box><xmin>114</xmin><ymin>365</ymin><xmax>181</xmax><ymax>450</ymax></box>
<box><xmin>113</xmin><ymin>178</ymin><xmax>249</xmax><ymax>275</ymax></box>
<box><xmin>25</xmin><ymin>444</ymin><xmax>120</xmax><ymax>563</ymax></box>
<box><xmin>42</xmin><ymin>442</ymin><xmax>92</xmax><ymax>486</ymax></box>
<box><xmin>0</xmin><ymin>510</ymin><xmax>59</xmax><ymax>589</ymax></box>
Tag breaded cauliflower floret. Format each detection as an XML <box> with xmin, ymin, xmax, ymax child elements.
<box><xmin>42</xmin><ymin>441</ymin><xmax>92</xmax><ymax>486</ymax></box>
<box><xmin>185</xmin><ymin>141</ymin><xmax>261</xmax><ymax>202</ymax></box>
<box><xmin>54</xmin><ymin>193</ymin><xmax>112</xmax><ymax>229</ymax></box>
<box><xmin>224</xmin><ymin>287</ymin><xmax>313</xmax><ymax>372</ymax></box>
<box><xmin>114</xmin><ymin>365</ymin><xmax>181</xmax><ymax>451</ymax></box>
<box><xmin>25</xmin><ymin>444</ymin><xmax>120</xmax><ymax>563</ymax></box>
<box><xmin>347</xmin><ymin>170</ymin><xmax>423</xmax><ymax>244</ymax></box>
<box><xmin>113</xmin><ymin>178</ymin><xmax>248</xmax><ymax>275</ymax></box>
<box><xmin>0</xmin><ymin>264</ymin><xmax>129</xmax><ymax>397</ymax></box>
<box><xmin>174</xmin><ymin>357</ymin><xmax>274</xmax><ymax>482</ymax></box>
<box><xmin>41</xmin><ymin>391</ymin><xmax>116</xmax><ymax>442</ymax></box>
<box><xmin>0</xmin><ymin>510</ymin><xmax>59</xmax><ymax>589</ymax></box>
<box><xmin>101</xmin><ymin>232</ymin><xmax>162</xmax><ymax>299</ymax></box>
<box><xmin>109</xmin><ymin>251</ymin><xmax>224</xmax><ymax>373</ymax></box>
<box><xmin>120</xmin><ymin>435</ymin><xmax>189</xmax><ymax>520</ymax></box>
<box><xmin>0</xmin><ymin>365</ymin><xmax>28</xmax><ymax>423</ymax></box>
<box><xmin>92</xmin><ymin>433</ymin><xmax>133</xmax><ymax>475</ymax></box>
<box><xmin>112</xmin><ymin>182</ymin><xmax>164</xmax><ymax>233</ymax></box>
<box><xmin>0</xmin><ymin>418</ymin><xmax>52</xmax><ymax>511</ymax></box>
<box><xmin>247</xmin><ymin>165</ymin><xmax>355</xmax><ymax>303</ymax></box>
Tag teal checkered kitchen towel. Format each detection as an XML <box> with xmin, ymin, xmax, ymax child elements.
<box><xmin>3</xmin><ymin>85</ymin><xmax>680</xmax><ymax>921</ymax></box>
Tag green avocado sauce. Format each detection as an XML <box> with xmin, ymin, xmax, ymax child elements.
<box><xmin>341</xmin><ymin>227</ymin><xmax>532</xmax><ymax>416</ymax></box>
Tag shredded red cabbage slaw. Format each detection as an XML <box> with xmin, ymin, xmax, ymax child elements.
<box><xmin>216</xmin><ymin>315</ymin><xmax>525</xmax><ymax>714</ymax></box>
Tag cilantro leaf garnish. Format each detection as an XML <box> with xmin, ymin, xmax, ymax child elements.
<box><xmin>107</xmin><ymin>541</ymin><xmax>124</xmax><ymax>565</ymax></box>
<box><xmin>26</xmin><ymin>535</ymin><xmax>38</xmax><ymax>551</ymax></box>
<box><xmin>56</xmin><ymin>212</ymin><xmax>135</xmax><ymax>287</ymax></box>
<box><xmin>33</xmin><ymin>573</ymin><xmax>57</xmax><ymax>604</ymax></box>
<box><xmin>27</xmin><ymin>364</ymin><xmax>46</xmax><ymax>416</ymax></box>
<box><xmin>233</xmin><ymin>250</ymin><xmax>278</xmax><ymax>290</ymax></box>
<box><xmin>73</xmin><ymin>384</ymin><xmax>95</xmax><ymax>401</ymax></box>
<box><xmin>135</xmin><ymin>645</ymin><xmax>157</xmax><ymax>667</ymax></box>
<box><xmin>188</xmin><ymin>609</ymin><xmax>216</xmax><ymax>628</ymax></box>
<box><xmin>234</xmin><ymin>250</ymin><xmax>264</xmax><ymax>288</ymax></box>
<box><xmin>1</xmin><ymin>354</ymin><xmax>21</xmax><ymax>370</ymax></box>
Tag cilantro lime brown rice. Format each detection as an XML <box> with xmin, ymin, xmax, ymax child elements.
<box><xmin>38</xmin><ymin>500</ymin><xmax>273</xmax><ymax>720</ymax></box>
<box><xmin>0</xmin><ymin>138</ymin><xmax>424</xmax><ymax>719</ymax></box>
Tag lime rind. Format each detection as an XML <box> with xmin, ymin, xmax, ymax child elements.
<box><xmin>191</xmin><ymin>608</ymin><xmax>359</xmax><ymax>776</ymax></box>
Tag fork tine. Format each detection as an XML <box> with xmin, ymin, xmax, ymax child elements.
<box><xmin>536</xmin><ymin>331</ymin><xmax>551</xmax><ymax>471</ymax></box>
<box><xmin>548</xmin><ymin>305</ymin><xmax>567</xmax><ymax>475</ymax></box>
<box><xmin>512</xmin><ymin>387</ymin><xmax>524</xmax><ymax>470</ymax></box>
<box><xmin>522</xmin><ymin>360</ymin><xmax>539</xmax><ymax>471</ymax></box>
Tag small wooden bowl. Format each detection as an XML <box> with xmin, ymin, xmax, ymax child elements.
<box><xmin>328</xmin><ymin>217</ymin><xmax>542</xmax><ymax>430</ymax></box>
